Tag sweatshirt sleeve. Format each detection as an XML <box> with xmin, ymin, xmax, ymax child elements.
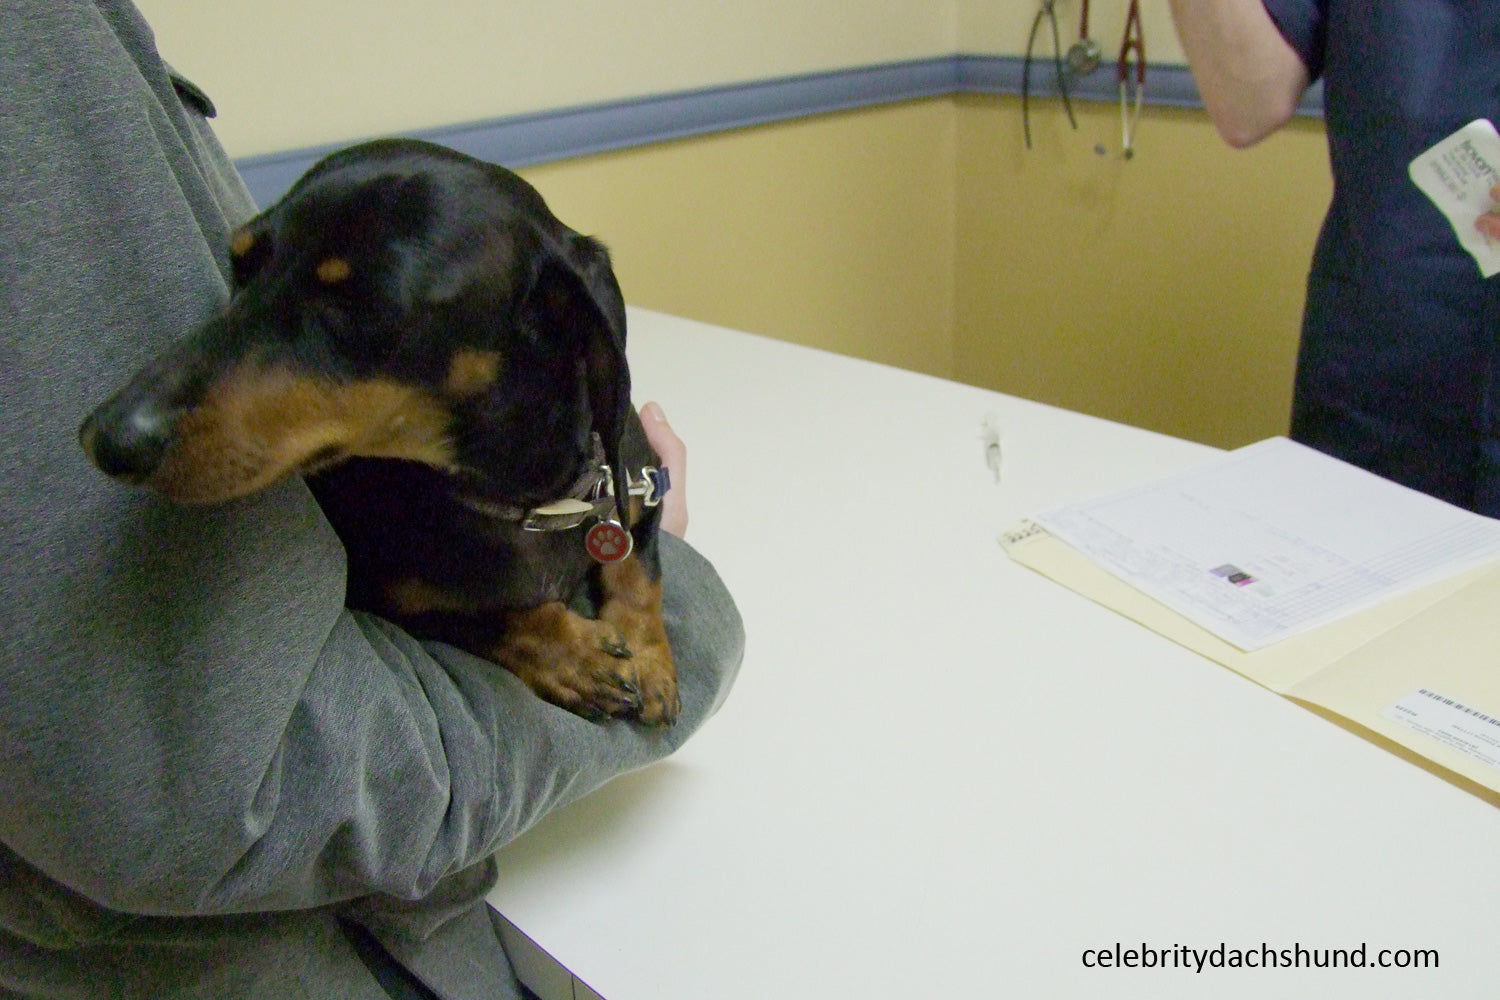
<box><xmin>0</xmin><ymin>0</ymin><xmax>743</xmax><ymax>919</ymax></box>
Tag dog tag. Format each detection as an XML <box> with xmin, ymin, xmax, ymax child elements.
<box><xmin>585</xmin><ymin>519</ymin><xmax>633</xmax><ymax>563</ymax></box>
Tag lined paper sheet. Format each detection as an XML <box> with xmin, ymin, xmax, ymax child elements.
<box><xmin>1032</xmin><ymin>438</ymin><xmax>1500</xmax><ymax>650</ymax></box>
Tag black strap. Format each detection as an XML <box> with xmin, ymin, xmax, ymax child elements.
<box><xmin>338</xmin><ymin>917</ymin><xmax>444</xmax><ymax>1000</ymax></box>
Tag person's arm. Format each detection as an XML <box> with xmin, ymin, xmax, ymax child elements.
<box><xmin>1167</xmin><ymin>0</ymin><xmax>1313</xmax><ymax>148</ymax></box>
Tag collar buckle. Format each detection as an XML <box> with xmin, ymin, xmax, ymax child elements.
<box><xmin>461</xmin><ymin>434</ymin><xmax>672</xmax><ymax>534</ymax></box>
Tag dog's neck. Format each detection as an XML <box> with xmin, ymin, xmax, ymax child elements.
<box><xmin>453</xmin><ymin>433</ymin><xmax>610</xmax><ymax>529</ymax></box>
<box><xmin>451</xmin><ymin>434</ymin><xmax>668</xmax><ymax>534</ymax></box>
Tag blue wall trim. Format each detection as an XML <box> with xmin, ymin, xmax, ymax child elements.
<box><xmin>235</xmin><ymin>55</ymin><xmax>1325</xmax><ymax>207</ymax></box>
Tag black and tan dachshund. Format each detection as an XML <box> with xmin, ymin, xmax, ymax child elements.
<box><xmin>79</xmin><ymin>138</ymin><xmax>679</xmax><ymax>725</ymax></box>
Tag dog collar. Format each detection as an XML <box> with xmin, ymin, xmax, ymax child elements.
<box><xmin>455</xmin><ymin>435</ymin><xmax>669</xmax><ymax>560</ymax></box>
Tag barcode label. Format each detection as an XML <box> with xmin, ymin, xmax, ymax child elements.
<box><xmin>1415</xmin><ymin>688</ymin><xmax>1500</xmax><ymax>729</ymax></box>
<box><xmin>999</xmin><ymin>520</ymin><xmax>1048</xmax><ymax>548</ymax></box>
<box><xmin>1383</xmin><ymin>687</ymin><xmax>1500</xmax><ymax>771</ymax></box>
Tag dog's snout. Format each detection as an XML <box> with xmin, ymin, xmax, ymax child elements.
<box><xmin>79</xmin><ymin>399</ymin><xmax>173</xmax><ymax>483</ymax></box>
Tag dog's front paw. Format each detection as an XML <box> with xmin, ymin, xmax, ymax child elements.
<box><xmin>493</xmin><ymin>603</ymin><xmax>664</xmax><ymax>723</ymax></box>
<box><xmin>622</xmin><ymin>641</ymin><xmax>679</xmax><ymax>727</ymax></box>
<box><xmin>597</xmin><ymin>557</ymin><xmax>679</xmax><ymax>726</ymax></box>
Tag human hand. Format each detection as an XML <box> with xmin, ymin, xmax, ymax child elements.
<box><xmin>640</xmin><ymin>401</ymin><xmax>688</xmax><ymax>537</ymax></box>
<box><xmin>1477</xmin><ymin>184</ymin><xmax>1500</xmax><ymax>240</ymax></box>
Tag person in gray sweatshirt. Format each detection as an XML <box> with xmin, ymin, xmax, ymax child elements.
<box><xmin>0</xmin><ymin>3</ymin><xmax>745</xmax><ymax>997</ymax></box>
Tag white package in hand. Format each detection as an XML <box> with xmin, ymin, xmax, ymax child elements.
<box><xmin>1409</xmin><ymin>118</ymin><xmax>1500</xmax><ymax>278</ymax></box>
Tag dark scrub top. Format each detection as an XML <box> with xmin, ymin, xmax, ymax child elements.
<box><xmin>1264</xmin><ymin>1</ymin><xmax>1500</xmax><ymax>515</ymax></box>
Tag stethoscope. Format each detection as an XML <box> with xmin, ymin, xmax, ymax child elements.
<box><xmin>1022</xmin><ymin>0</ymin><xmax>1078</xmax><ymax>149</ymax></box>
<box><xmin>1066</xmin><ymin>0</ymin><xmax>1102</xmax><ymax>76</ymax></box>
<box><xmin>1118</xmin><ymin>0</ymin><xmax>1145</xmax><ymax>159</ymax></box>
<box><xmin>1022</xmin><ymin>0</ymin><xmax>1146</xmax><ymax>158</ymax></box>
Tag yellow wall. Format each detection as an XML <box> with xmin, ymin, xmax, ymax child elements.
<box><xmin>137</xmin><ymin>0</ymin><xmax>1185</xmax><ymax>158</ymax></box>
<box><xmin>955</xmin><ymin>95</ymin><xmax>1330</xmax><ymax>446</ymax></box>
<box><xmin>135</xmin><ymin>0</ymin><xmax>959</xmax><ymax>158</ymax></box>
<box><xmin>519</xmin><ymin>100</ymin><xmax>958</xmax><ymax>380</ymax></box>
<box><xmin>957</xmin><ymin>0</ymin><xmax>1185</xmax><ymax>64</ymax></box>
<box><xmin>132</xmin><ymin>0</ymin><xmax>1331</xmax><ymax>448</ymax></box>
<box><xmin>519</xmin><ymin>92</ymin><xmax>1331</xmax><ymax>448</ymax></box>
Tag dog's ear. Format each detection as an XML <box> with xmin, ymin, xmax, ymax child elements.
<box><xmin>531</xmin><ymin>237</ymin><xmax>633</xmax><ymax>526</ymax></box>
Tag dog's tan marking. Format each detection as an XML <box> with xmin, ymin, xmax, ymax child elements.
<box><xmin>316</xmin><ymin>257</ymin><xmax>352</xmax><ymax>285</ymax></box>
<box><xmin>491</xmin><ymin>602</ymin><xmax>640</xmax><ymax>719</ymax></box>
<box><xmin>598</xmin><ymin>556</ymin><xmax>678</xmax><ymax>724</ymax></box>
<box><xmin>151</xmin><ymin>364</ymin><xmax>457</xmax><ymax>503</ymax></box>
<box><xmin>599</xmin><ymin>557</ymin><xmax>667</xmax><ymax>635</ymax></box>
<box><xmin>443</xmin><ymin>349</ymin><xmax>503</xmax><ymax>399</ymax></box>
<box><xmin>230</xmin><ymin>229</ymin><xmax>256</xmax><ymax>258</ymax></box>
<box><xmin>485</xmin><ymin>556</ymin><xmax>677</xmax><ymax>724</ymax></box>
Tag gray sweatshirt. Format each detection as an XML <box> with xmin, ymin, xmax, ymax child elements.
<box><xmin>0</xmin><ymin>2</ymin><xmax>744</xmax><ymax>997</ymax></box>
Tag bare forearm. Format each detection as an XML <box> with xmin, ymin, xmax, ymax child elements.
<box><xmin>1168</xmin><ymin>0</ymin><xmax>1310</xmax><ymax>148</ymax></box>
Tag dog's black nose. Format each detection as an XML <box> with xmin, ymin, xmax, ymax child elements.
<box><xmin>79</xmin><ymin>402</ymin><xmax>172</xmax><ymax>483</ymax></box>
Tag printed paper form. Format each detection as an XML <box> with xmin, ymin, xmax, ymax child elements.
<box><xmin>1032</xmin><ymin>438</ymin><xmax>1500</xmax><ymax>651</ymax></box>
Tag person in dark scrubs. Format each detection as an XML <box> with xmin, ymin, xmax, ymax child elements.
<box><xmin>1170</xmin><ymin>2</ymin><xmax>1500</xmax><ymax>516</ymax></box>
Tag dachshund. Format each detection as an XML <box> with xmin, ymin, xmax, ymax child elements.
<box><xmin>79</xmin><ymin>138</ymin><xmax>679</xmax><ymax>725</ymax></box>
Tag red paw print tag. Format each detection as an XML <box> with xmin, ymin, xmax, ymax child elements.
<box><xmin>585</xmin><ymin>519</ymin><xmax>633</xmax><ymax>563</ymax></box>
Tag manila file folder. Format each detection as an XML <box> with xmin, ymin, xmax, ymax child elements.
<box><xmin>1002</xmin><ymin>522</ymin><xmax>1500</xmax><ymax>807</ymax></box>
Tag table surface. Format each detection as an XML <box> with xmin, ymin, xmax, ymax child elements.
<box><xmin>487</xmin><ymin>308</ymin><xmax>1500</xmax><ymax>1000</ymax></box>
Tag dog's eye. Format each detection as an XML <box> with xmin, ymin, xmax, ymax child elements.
<box><xmin>229</xmin><ymin>228</ymin><xmax>270</xmax><ymax>287</ymax></box>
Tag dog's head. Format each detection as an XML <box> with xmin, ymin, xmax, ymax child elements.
<box><xmin>80</xmin><ymin>139</ymin><xmax>633</xmax><ymax>514</ymax></box>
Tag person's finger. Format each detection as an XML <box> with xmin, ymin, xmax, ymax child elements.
<box><xmin>640</xmin><ymin>401</ymin><xmax>688</xmax><ymax>537</ymax></box>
